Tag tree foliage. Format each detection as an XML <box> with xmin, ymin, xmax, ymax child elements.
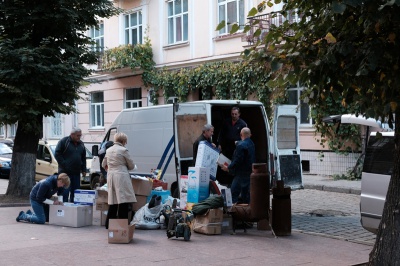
<box><xmin>245</xmin><ymin>0</ymin><xmax>400</xmax><ymax>264</ymax></box>
<box><xmin>0</xmin><ymin>0</ymin><xmax>120</xmax><ymax>196</ymax></box>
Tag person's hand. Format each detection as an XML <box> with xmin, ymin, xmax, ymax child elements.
<box><xmin>221</xmin><ymin>164</ymin><xmax>229</xmax><ymax>172</ymax></box>
<box><xmin>218</xmin><ymin>145</ymin><xmax>222</xmax><ymax>151</ymax></box>
<box><xmin>53</xmin><ymin>200</ymin><xmax>62</xmax><ymax>205</ymax></box>
<box><xmin>82</xmin><ymin>172</ymin><xmax>86</xmax><ymax>177</ymax></box>
<box><xmin>212</xmin><ymin>143</ymin><xmax>216</xmax><ymax>148</ymax></box>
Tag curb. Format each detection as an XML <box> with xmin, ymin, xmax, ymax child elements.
<box><xmin>304</xmin><ymin>184</ymin><xmax>361</xmax><ymax>195</ymax></box>
<box><xmin>0</xmin><ymin>202</ymin><xmax>30</xmax><ymax>208</ymax></box>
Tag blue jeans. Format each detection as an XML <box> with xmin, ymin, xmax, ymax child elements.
<box><xmin>231</xmin><ymin>174</ymin><xmax>251</xmax><ymax>204</ymax></box>
<box><xmin>26</xmin><ymin>199</ymin><xmax>46</xmax><ymax>224</ymax></box>
<box><xmin>63</xmin><ymin>173</ymin><xmax>80</xmax><ymax>203</ymax></box>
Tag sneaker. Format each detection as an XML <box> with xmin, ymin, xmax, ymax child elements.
<box><xmin>16</xmin><ymin>211</ymin><xmax>26</xmax><ymax>222</ymax></box>
<box><xmin>26</xmin><ymin>210</ymin><xmax>32</xmax><ymax>215</ymax></box>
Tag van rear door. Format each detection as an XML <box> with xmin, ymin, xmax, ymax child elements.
<box><xmin>273</xmin><ymin>104</ymin><xmax>303</xmax><ymax>189</ymax></box>
<box><xmin>173</xmin><ymin>102</ymin><xmax>209</xmax><ymax>176</ymax></box>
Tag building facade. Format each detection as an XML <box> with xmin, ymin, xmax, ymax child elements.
<box><xmin>0</xmin><ymin>1</ymin><xmax>358</xmax><ymax>176</ymax></box>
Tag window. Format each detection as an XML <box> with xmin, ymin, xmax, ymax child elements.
<box><xmin>287</xmin><ymin>84</ymin><xmax>313</xmax><ymax>126</ymax></box>
<box><xmin>90</xmin><ymin>92</ymin><xmax>104</xmax><ymax>127</ymax></box>
<box><xmin>0</xmin><ymin>125</ymin><xmax>4</xmax><ymax>136</ymax></box>
<box><xmin>10</xmin><ymin>123</ymin><xmax>17</xmax><ymax>137</ymax></box>
<box><xmin>90</xmin><ymin>22</ymin><xmax>104</xmax><ymax>53</ymax></box>
<box><xmin>50</xmin><ymin>112</ymin><xmax>63</xmax><ymax>138</ymax></box>
<box><xmin>125</xmin><ymin>11</ymin><xmax>143</xmax><ymax>45</ymax></box>
<box><xmin>168</xmin><ymin>0</ymin><xmax>188</xmax><ymax>44</ymax></box>
<box><xmin>218</xmin><ymin>0</ymin><xmax>244</xmax><ymax>35</ymax></box>
<box><xmin>125</xmin><ymin>88</ymin><xmax>142</xmax><ymax>109</ymax></box>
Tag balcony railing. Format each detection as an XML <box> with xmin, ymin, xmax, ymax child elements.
<box><xmin>242</xmin><ymin>11</ymin><xmax>301</xmax><ymax>45</ymax></box>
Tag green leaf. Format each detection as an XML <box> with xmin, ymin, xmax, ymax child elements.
<box><xmin>230</xmin><ymin>24</ymin><xmax>240</xmax><ymax>34</ymax></box>
<box><xmin>248</xmin><ymin>7</ymin><xmax>258</xmax><ymax>17</ymax></box>
<box><xmin>215</xmin><ymin>20</ymin><xmax>226</xmax><ymax>31</ymax></box>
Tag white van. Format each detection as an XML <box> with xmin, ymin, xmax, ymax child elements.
<box><xmin>91</xmin><ymin>100</ymin><xmax>303</xmax><ymax>195</ymax></box>
<box><xmin>323</xmin><ymin>114</ymin><xmax>394</xmax><ymax>234</ymax></box>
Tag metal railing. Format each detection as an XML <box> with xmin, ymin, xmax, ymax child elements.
<box><xmin>242</xmin><ymin>11</ymin><xmax>301</xmax><ymax>45</ymax></box>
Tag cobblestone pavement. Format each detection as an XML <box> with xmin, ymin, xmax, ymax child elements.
<box><xmin>290</xmin><ymin>189</ymin><xmax>377</xmax><ymax>246</ymax></box>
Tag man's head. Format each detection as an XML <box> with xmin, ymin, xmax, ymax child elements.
<box><xmin>202</xmin><ymin>124</ymin><xmax>214</xmax><ymax>139</ymax></box>
<box><xmin>240</xmin><ymin>127</ymin><xmax>251</xmax><ymax>140</ymax></box>
<box><xmin>70</xmin><ymin>127</ymin><xmax>82</xmax><ymax>143</ymax></box>
<box><xmin>231</xmin><ymin>107</ymin><xmax>241</xmax><ymax>122</ymax></box>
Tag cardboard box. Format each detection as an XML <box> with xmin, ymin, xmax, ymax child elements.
<box><xmin>194</xmin><ymin>141</ymin><xmax>219</xmax><ymax>180</ymax></box>
<box><xmin>187</xmin><ymin>167</ymin><xmax>210</xmax><ymax>204</ymax></box>
<box><xmin>193</xmin><ymin>208</ymin><xmax>223</xmax><ymax>235</ymax></box>
<box><xmin>180</xmin><ymin>175</ymin><xmax>188</xmax><ymax>209</ymax></box>
<box><xmin>132</xmin><ymin>195</ymin><xmax>147</xmax><ymax>211</ymax></box>
<box><xmin>95</xmin><ymin>190</ymin><xmax>109</xmax><ymax>211</ymax></box>
<box><xmin>49</xmin><ymin>204</ymin><xmax>93</xmax><ymax>227</ymax></box>
<box><xmin>93</xmin><ymin>209</ymin><xmax>107</xmax><ymax>226</ymax></box>
<box><xmin>108</xmin><ymin>219</ymin><xmax>135</xmax><ymax>244</ymax></box>
<box><xmin>131</xmin><ymin>177</ymin><xmax>152</xmax><ymax>196</ymax></box>
<box><xmin>74</xmin><ymin>189</ymin><xmax>96</xmax><ymax>206</ymax></box>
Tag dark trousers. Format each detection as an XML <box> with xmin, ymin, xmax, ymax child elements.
<box><xmin>105</xmin><ymin>203</ymin><xmax>130</xmax><ymax>229</ymax></box>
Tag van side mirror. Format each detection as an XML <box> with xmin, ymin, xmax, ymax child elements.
<box><xmin>92</xmin><ymin>145</ymin><xmax>99</xmax><ymax>156</ymax></box>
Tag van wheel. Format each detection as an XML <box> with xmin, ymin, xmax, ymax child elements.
<box><xmin>90</xmin><ymin>176</ymin><xmax>100</xmax><ymax>190</ymax></box>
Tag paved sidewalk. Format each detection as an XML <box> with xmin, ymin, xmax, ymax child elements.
<box><xmin>303</xmin><ymin>174</ymin><xmax>361</xmax><ymax>195</ymax></box>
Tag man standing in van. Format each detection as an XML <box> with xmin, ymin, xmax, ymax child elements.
<box><xmin>217</xmin><ymin>107</ymin><xmax>247</xmax><ymax>160</ymax></box>
<box><xmin>221</xmin><ymin>127</ymin><xmax>255</xmax><ymax>204</ymax></box>
<box><xmin>55</xmin><ymin>127</ymin><xmax>87</xmax><ymax>203</ymax></box>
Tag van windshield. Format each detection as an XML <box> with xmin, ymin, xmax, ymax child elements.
<box><xmin>363</xmin><ymin>135</ymin><xmax>395</xmax><ymax>175</ymax></box>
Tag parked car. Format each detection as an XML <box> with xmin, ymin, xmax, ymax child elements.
<box><xmin>0</xmin><ymin>142</ymin><xmax>12</xmax><ymax>178</ymax></box>
<box><xmin>36</xmin><ymin>140</ymin><xmax>93</xmax><ymax>188</ymax></box>
<box><xmin>0</xmin><ymin>139</ymin><xmax>14</xmax><ymax>149</ymax></box>
<box><xmin>323</xmin><ymin>114</ymin><xmax>394</xmax><ymax>234</ymax></box>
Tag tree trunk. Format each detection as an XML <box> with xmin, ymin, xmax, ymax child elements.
<box><xmin>6</xmin><ymin>118</ymin><xmax>41</xmax><ymax>197</ymax></box>
<box><xmin>369</xmin><ymin>110</ymin><xmax>400</xmax><ymax>265</ymax></box>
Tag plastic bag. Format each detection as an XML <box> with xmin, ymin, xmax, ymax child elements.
<box><xmin>132</xmin><ymin>203</ymin><xmax>163</xmax><ymax>229</ymax></box>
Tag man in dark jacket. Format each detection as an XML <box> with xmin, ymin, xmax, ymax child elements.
<box><xmin>16</xmin><ymin>173</ymin><xmax>70</xmax><ymax>224</ymax></box>
<box><xmin>55</xmin><ymin>127</ymin><xmax>87</xmax><ymax>203</ymax></box>
<box><xmin>221</xmin><ymin>127</ymin><xmax>255</xmax><ymax>204</ymax></box>
<box><xmin>217</xmin><ymin>107</ymin><xmax>247</xmax><ymax>160</ymax></box>
<box><xmin>193</xmin><ymin>124</ymin><xmax>215</xmax><ymax>165</ymax></box>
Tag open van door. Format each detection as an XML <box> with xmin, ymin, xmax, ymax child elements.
<box><xmin>173</xmin><ymin>102</ymin><xmax>209</xmax><ymax>177</ymax></box>
<box><xmin>273</xmin><ymin>104</ymin><xmax>303</xmax><ymax>189</ymax></box>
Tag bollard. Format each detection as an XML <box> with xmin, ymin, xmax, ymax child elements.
<box><xmin>271</xmin><ymin>180</ymin><xmax>291</xmax><ymax>236</ymax></box>
<box><xmin>250</xmin><ymin>163</ymin><xmax>269</xmax><ymax>221</ymax></box>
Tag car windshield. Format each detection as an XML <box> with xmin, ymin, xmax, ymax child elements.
<box><xmin>0</xmin><ymin>143</ymin><xmax>12</xmax><ymax>155</ymax></box>
<box><xmin>50</xmin><ymin>145</ymin><xmax>93</xmax><ymax>159</ymax></box>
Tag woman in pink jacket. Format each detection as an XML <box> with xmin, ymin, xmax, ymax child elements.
<box><xmin>102</xmin><ymin>132</ymin><xmax>137</xmax><ymax>229</ymax></box>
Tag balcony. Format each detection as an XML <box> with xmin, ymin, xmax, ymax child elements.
<box><xmin>242</xmin><ymin>11</ymin><xmax>301</xmax><ymax>45</ymax></box>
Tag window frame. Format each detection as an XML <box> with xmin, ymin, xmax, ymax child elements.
<box><xmin>217</xmin><ymin>0</ymin><xmax>245</xmax><ymax>35</ymax></box>
<box><xmin>125</xmin><ymin>88</ymin><xmax>143</xmax><ymax>109</ymax></box>
<box><xmin>90</xmin><ymin>22</ymin><xmax>104</xmax><ymax>53</ymax></box>
<box><xmin>124</xmin><ymin>10</ymin><xmax>143</xmax><ymax>45</ymax></box>
<box><xmin>167</xmin><ymin>0</ymin><xmax>189</xmax><ymax>45</ymax></box>
<box><xmin>286</xmin><ymin>84</ymin><xmax>314</xmax><ymax>127</ymax></box>
<box><xmin>90</xmin><ymin>92</ymin><xmax>104</xmax><ymax>128</ymax></box>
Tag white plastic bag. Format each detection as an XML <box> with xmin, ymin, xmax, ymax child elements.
<box><xmin>132</xmin><ymin>203</ymin><xmax>163</xmax><ymax>229</ymax></box>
